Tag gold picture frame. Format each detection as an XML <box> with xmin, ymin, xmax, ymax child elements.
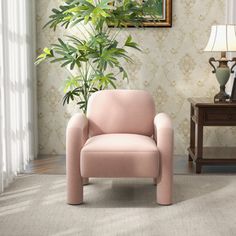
<box><xmin>117</xmin><ymin>0</ymin><xmax>172</xmax><ymax>27</ymax></box>
<box><xmin>141</xmin><ymin>0</ymin><xmax>172</xmax><ymax>27</ymax></box>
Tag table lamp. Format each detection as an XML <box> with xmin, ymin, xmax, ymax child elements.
<box><xmin>204</xmin><ymin>25</ymin><xmax>236</xmax><ymax>102</ymax></box>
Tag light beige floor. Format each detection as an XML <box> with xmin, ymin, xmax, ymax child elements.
<box><xmin>0</xmin><ymin>174</ymin><xmax>236</xmax><ymax>236</ymax></box>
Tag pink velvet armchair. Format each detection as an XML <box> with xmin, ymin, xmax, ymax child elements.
<box><xmin>66</xmin><ymin>90</ymin><xmax>173</xmax><ymax>205</ymax></box>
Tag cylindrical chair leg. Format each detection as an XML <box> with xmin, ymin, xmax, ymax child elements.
<box><xmin>67</xmin><ymin>129</ymin><xmax>84</xmax><ymax>205</ymax></box>
<box><xmin>66</xmin><ymin>113</ymin><xmax>88</xmax><ymax>205</ymax></box>
<box><xmin>67</xmin><ymin>173</ymin><xmax>83</xmax><ymax>205</ymax></box>
<box><xmin>156</xmin><ymin>177</ymin><xmax>172</xmax><ymax>205</ymax></box>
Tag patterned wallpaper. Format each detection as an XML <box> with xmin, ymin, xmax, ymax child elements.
<box><xmin>36</xmin><ymin>0</ymin><xmax>236</xmax><ymax>155</ymax></box>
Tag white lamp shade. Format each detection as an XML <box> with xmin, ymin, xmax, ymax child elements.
<box><xmin>204</xmin><ymin>25</ymin><xmax>236</xmax><ymax>52</ymax></box>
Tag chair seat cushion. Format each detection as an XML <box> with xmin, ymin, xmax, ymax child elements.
<box><xmin>81</xmin><ymin>134</ymin><xmax>159</xmax><ymax>177</ymax></box>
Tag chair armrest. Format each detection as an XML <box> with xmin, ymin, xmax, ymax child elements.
<box><xmin>66</xmin><ymin>113</ymin><xmax>88</xmax><ymax>204</ymax></box>
<box><xmin>67</xmin><ymin>113</ymin><xmax>88</xmax><ymax>132</ymax></box>
<box><xmin>154</xmin><ymin>113</ymin><xmax>173</xmax><ymax>140</ymax></box>
<box><xmin>154</xmin><ymin>113</ymin><xmax>174</xmax><ymax>205</ymax></box>
<box><xmin>67</xmin><ymin>113</ymin><xmax>89</xmax><ymax>149</ymax></box>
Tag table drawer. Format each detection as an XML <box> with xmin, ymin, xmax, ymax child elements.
<box><xmin>204</xmin><ymin>108</ymin><xmax>236</xmax><ymax>125</ymax></box>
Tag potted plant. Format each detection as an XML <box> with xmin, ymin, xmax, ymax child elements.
<box><xmin>36</xmin><ymin>0</ymin><xmax>160</xmax><ymax>113</ymax></box>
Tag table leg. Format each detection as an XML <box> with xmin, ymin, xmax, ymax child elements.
<box><xmin>195</xmin><ymin>124</ymin><xmax>203</xmax><ymax>174</ymax></box>
<box><xmin>189</xmin><ymin>104</ymin><xmax>195</xmax><ymax>162</ymax></box>
<box><xmin>196</xmin><ymin>162</ymin><xmax>202</xmax><ymax>174</ymax></box>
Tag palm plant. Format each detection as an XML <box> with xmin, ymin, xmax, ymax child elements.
<box><xmin>36</xmin><ymin>0</ymin><xmax>161</xmax><ymax>113</ymax></box>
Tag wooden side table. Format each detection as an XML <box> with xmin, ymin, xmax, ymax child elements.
<box><xmin>188</xmin><ymin>98</ymin><xmax>236</xmax><ymax>173</ymax></box>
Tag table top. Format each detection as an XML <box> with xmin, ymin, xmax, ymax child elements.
<box><xmin>188</xmin><ymin>98</ymin><xmax>236</xmax><ymax>108</ymax></box>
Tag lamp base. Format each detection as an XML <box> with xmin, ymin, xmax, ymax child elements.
<box><xmin>214</xmin><ymin>85</ymin><xmax>230</xmax><ymax>103</ymax></box>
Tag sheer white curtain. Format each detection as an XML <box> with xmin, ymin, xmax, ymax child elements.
<box><xmin>0</xmin><ymin>0</ymin><xmax>37</xmax><ymax>193</ymax></box>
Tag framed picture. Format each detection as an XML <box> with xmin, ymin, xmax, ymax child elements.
<box><xmin>231</xmin><ymin>76</ymin><xmax>236</xmax><ymax>102</ymax></box>
<box><xmin>140</xmin><ymin>0</ymin><xmax>172</xmax><ymax>27</ymax></box>
<box><xmin>112</xmin><ymin>0</ymin><xmax>172</xmax><ymax>27</ymax></box>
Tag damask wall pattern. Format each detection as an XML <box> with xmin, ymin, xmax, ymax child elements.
<box><xmin>36</xmin><ymin>0</ymin><xmax>235</xmax><ymax>155</ymax></box>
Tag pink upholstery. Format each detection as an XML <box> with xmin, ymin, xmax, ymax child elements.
<box><xmin>87</xmin><ymin>90</ymin><xmax>155</xmax><ymax>137</ymax></box>
<box><xmin>66</xmin><ymin>89</ymin><xmax>173</xmax><ymax>205</ymax></box>
<box><xmin>81</xmin><ymin>134</ymin><xmax>159</xmax><ymax>177</ymax></box>
<box><xmin>154</xmin><ymin>113</ymin><xmax>173</xmax><ymax>205</ymax></box>
<box><xmin>66</xmin><ymin>113</ymin><xmax>88</xmax><ymax>204</ymax></box>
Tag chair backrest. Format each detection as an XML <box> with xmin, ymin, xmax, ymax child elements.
<box><xmin>87</xmin><ymin>90</ymin><xmax>156</xmax><ymax>137</ymax></box>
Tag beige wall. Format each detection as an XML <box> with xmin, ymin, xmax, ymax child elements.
<box><xmin>36</xmin><ymin>0</ymin><xmax>236</xmax><ymax>155</ymax></box>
